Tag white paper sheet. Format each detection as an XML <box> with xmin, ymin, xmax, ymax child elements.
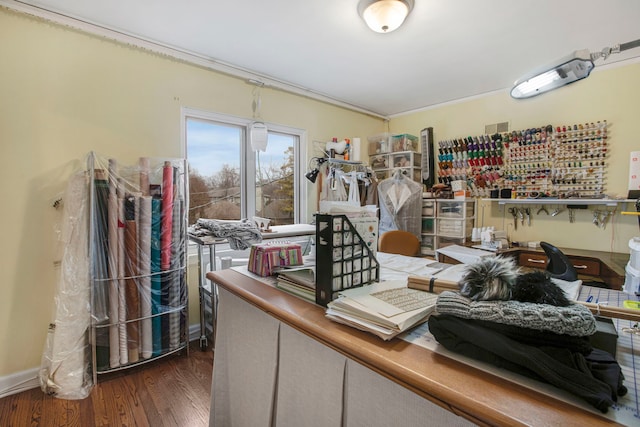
<box><xmin>436</xmin><ymin>244</ymin><xmax>495</xmax><ymax>264</ymax></box>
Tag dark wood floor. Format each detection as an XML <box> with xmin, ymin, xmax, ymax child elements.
<box><xmin>0</xmin><ymin>342</ymin><xmax>213</xmax><ymax>427</ymax></box>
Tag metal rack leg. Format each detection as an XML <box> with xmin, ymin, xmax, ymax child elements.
<box><xmin>209</xmin><ymin>243</ymin><xmax>217</xmax><ymax>348</ymax></box>
<box><xmin>197</xmin><ymin>244</ymin><xmax>208</xmax><ymax>350</ymax></box>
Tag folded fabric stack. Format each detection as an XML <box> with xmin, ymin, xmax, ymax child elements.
<box><xmin>430</xmin><ymin>291</ymin><xmax>627</xmax><ymax>413</ymax></box>
<box><xmin>188</xmin><ymin>218</ymin><xmax>262</xmax><ymax>250</ymax></box>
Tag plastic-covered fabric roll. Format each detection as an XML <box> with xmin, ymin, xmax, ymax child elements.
<box><xmin>139</xmin><ymin>196</ymin><xmax>153</xmax><ymax>359</ymax></box>
<box><xmin>160</xmin><ymin>162</ymin><xmax>174</xmax><ymax>351</ymax></box>
<box><xmin>139</xmin><ymin>157</ymin><xmax>150</xmax><ymax>196</ymax></box>
<box><xmin>93</xmin><ymin>169</ymin><xmax>110</xmax><ymax>370</ymax></box>
<box><xmin>39</xmin><ymin>171</ymin><xmax>92</xmax><ymax>399</ymax></box>
<box><xmin>138</xmin><ymin>159</ymin><xmax>152</xmax><ymax>358</ymax></box>
<box><xmin>150</xmin><ymin>197</ymin><xmax>163</xmax><ymax>356</ymax></box>
<box><xmin>117</xmin><ymin>194</ymin><xmax>128</xmax><ymax>365</ymax></box>
<box><xmin>170</xmin><ymin>197</ymin><xmax>182</xmax><ymax>349</ymax></box>
<box><xmin>107</xmin><ymin>159</ymin><xmax>120</xmax><ymax>368</ymax></box>
<box><xmin>124</xmin><ymin>195</ymin><xmax>140</xmax><ymax>363</ymax></box>
<box><xmin>161</xmin><ymin>161</ymin><xmax>173</xmax><ymax>270</ymax></box>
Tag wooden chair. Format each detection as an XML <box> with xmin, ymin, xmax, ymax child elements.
<box><xmin>378</xmin><ymin>230</ymin><xmax>421</xmax><ymax>257</ymax></box>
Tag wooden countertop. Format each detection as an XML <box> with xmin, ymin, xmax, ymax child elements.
<box><xmin>208</xmin><ymin>269</ymin><xmax>623</xmax><ymax>427</ymax></box>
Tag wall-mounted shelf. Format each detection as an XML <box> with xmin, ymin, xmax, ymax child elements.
<box><xmin>327</xmin><ymin>158</ymin><xmax>363</xmax><ymax>166</ymax></box>
<box><xmin>482</xmin><ymin>198</ymin><xmax>635</xmax><ymax>207</ymax></box>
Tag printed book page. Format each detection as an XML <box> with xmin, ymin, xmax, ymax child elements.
<box><xmin>330</xmin><ymin>281</ymin><xmax>438</xmax><ymax>330</ymax></box>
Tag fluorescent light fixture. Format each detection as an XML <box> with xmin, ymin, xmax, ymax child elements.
<box><xmin>511</xmin><ymin>50</ymin><xmax>594</xmax><ymax>99</ymax></box>
<box><xmin>511</xmin><ymin>38</ymin><xmax>640</xmax><ymax>99</ymax></box>
<box><xmin>358</xmin><ymin>0</ymin><xmax>414</xmax><ymax>33</ymax></box>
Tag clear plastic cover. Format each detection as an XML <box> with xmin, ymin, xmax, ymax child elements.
<box><xmin>377</xmin><ymin>170</ymin><xmax>423</xmax><ymax>239</ymax></box>
<box><xmin>40</xmin><ymin>152</ymin><xmax>188</xmax><ymax>399</ymax></box>
<box><xmin>40</xmin><ymin>170</ymin><xmax>92</xmax><ymax>399</ymax></box>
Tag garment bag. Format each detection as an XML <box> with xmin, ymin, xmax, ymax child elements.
<box><xmin>377</xmin><ymin>171</ymin><xmax>422</xmax><ymax>238</ymax></box>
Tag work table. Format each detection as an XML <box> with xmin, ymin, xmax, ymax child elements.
<box><xmin>207</xmin><ymin>268</ymin><xmax>631</xmax><ymax>427</ymax></box>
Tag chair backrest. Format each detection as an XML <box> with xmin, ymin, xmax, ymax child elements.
<box><xmin>378</xmin><ymin>230</ymin><xmax>421</xmax><ymax>257</ymax></box>
<box><xmin>540</xmin><ymin>241</ymin><xmax>578</xmax><ymax>281</ymax></box>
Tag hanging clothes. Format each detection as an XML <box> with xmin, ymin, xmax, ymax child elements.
<box><xmin>320</xmin><ymin>167</ymin><xmax>348</xmax><ymax>202</ymax></box>
<box><xmin>359</xmin><ymin>170</ymin><xmax>379</xmax><ymax>207</ymax></box>
<box><xmin>347</xmin><ymin>171</ymin><xmax>360</xmax><ymax>206</ymax></box>
<box><xmin>377</xmin><ymin>170</ymin><xmax>422</xmax><ymax>238</ymax></box>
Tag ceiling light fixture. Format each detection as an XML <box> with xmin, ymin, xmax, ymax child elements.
<box><xmin>510</xmin><ymin>38</ymin><xmax>640</xmax><ymax>99</ymax></box>
<box><xmin>358</xmin><ymin>0</ymin><xmax>414</xmax><ymax>33</ymax></box>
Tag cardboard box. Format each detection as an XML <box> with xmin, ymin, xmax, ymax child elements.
<box><xmin>248</xmin><ymin>242</ymin><xmax>303</xmax><ymax>277</ymax></box>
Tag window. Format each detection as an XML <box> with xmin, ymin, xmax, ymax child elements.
<box><xmin>182</xmin><ymin>108</ymin><xmax>306</xmax><ymax>226</ymax></box>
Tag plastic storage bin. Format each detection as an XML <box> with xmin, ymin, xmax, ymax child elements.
<box><xmin>436</xmin><ymin>218</ymin><xmax>474</xmax><ymax>238</ymax></box>
<box><xmin>623</xmin><ymin>263</ymin><xmax>640</xmax><ymax>295</ymax></box>
<box><xmin>422</xmin><ymin>218</ymin><xmax>435</xmax><ymax>234</ymax></box>
<box><xmin>370</xmin><ymin>154</ymin><xmax>389</xmax><ymax>170</ymax></box>
<box><xmin>437</xmin><ymin>200</ymin><xmax>475</xmax><ymax>219</ymax></box>
<box><xmin>421</xmin><ymin>235</ymin><xmax>435</xmax><ymax>255</ymax></box>
<box><xmin>422</xmin><ymin>199</ymin><xmax>435</xmax><ymax>216</ymax></box>
<box><xmin>367</xmin><ymin>133</ymin><xmax>391</xmax><ymax>155</ymax></box>
<box><xmin>629</xmin><ymin>237</ymin><xmax>640</xmax><ymax>270</ymax></box>
<box><xmin>398</xmin><ymin>167</ymin><xmax>421</xmax><ymax>182</ymax></box>
<box><xmin>391</xmin><ymin>152</ymin><xmax>421</xmax><ymax>168</ymax></box>
<box><xmin>436</xmin><ymin>235</ymin><xmax>467</xmax><ymax>249</ymax></box>
<box><xmin>390</xmin><ymin>134</ymin><xmax>418</xmax><ymax>152</ymax></box>
<box><xmin>373</xmin><ymin>170</ymin><xmax>388</xmax><ymax>180</ymax></box>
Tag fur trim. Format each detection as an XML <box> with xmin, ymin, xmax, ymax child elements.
<box><xmin>459</xmin><ymin>256</ymin><xmax>519</xmax><ymax>301</ymax></box>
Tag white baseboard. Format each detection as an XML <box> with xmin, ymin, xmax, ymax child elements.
<box><xmin>0</xmin><ymin>367</ymin><xmax>40</xmax><ymax>399</ymax></box>
<box><xmin>0</xmin><ymin>323</ymin><xmax>203</xmax><ymax>399</ymax></box>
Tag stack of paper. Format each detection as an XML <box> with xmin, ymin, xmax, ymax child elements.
<box><xmin>326</xmin><ymin>280</ymin><xmax>438</xmax><ymax>340</ymax></box>
<box><xmin>436</xmin><ymin>244</ymin><xmax>495</xmax><ymax>264</ymax></box>
<box><xmin>275</xmin><ymin>266</ymin><xmax>316</xmax><ymax>303</ymax></box>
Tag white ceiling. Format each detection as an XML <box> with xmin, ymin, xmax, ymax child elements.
<box><xmin>10</xmin><ymin>0</ymin><xmax>640</xmax><ymax>117</ymax></box>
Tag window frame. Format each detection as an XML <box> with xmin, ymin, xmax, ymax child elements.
<box><xmin>180</xmin><ymin>107</ymin><xmax>307</xmax><ymax>224</ymax></box>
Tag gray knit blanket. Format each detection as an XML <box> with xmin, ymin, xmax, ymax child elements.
<box><xmin>435</xmin><ymin>291</ymin><xmax>596</xmax><ymax>337</ymax></box>
<box><xmin>188</xmin><ymin>218</ymin><xmax>262</xmax><ymax>250</ymax></box>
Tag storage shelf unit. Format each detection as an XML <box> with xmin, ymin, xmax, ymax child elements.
<box><xmin>368</xmin><ymin>133</ymin><xmax>422</xmax><ymax>182</ymax></box>
<box><xmin>420</xmin><ymin>198</ymin><xmax>436</xmax><ymax>255</ymax></box>
<box><xmin>189</xmin><ymin>223</ymin><xmax>315</xmax><ymax>350</ymax></box>
<box><xmin>88</xmin><ymin>153</ymin><xmax>188</xmax><ymax>382</ymax></box>
<box><xmin>421</xmin><ymin>198</ymin><xmax>476</xmax><ymax>255</ymax></box>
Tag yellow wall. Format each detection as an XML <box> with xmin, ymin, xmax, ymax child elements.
<box><xmin>0</xmin><ymin>8</ymin><xmax>384</xmax><ymax>377</ymax></box>
<box><xmin>390</xmin><ymin>62</ymin><xmax>640</xmax><ymax>253</ymax></box>
<box><xmin>2</xmin><ymin>5</ymin><xmax>639</xmax><ymax>382</ymax></box>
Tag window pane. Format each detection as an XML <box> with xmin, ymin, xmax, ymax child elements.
<box><xmin>186</xmin><ymin>118</ymin><xmax>241</xmax><ymax>224</ymax></box>
<box><xmin>256</xmin><ymin>132</ymin><xmax>296</xmax><ymax>225</ymax></box>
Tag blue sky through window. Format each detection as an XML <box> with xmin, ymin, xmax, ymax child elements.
<box><xmin>187</xmin><ymin>119</ymin><xmax>290</xmax><ymax>177</ymax></box>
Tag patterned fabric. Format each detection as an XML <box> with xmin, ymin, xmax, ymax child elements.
<box><xmin>188</xmin><ymin>218</ymin><xmax>262</xmax><ymax>250</ymax></box>
<box><xmin>435</xmin><ymin>291</ymin><xmax>596</xmax><ymax>336</ymax></box>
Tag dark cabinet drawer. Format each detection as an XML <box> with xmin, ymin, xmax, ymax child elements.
<box><xmin>518</xmin><ymin>252</ymin><xmax>600</xmax><ymax>276</ymax></box>
<box><xmin>519</xmin><ymin>253</ymin><xmax>548</xmax><ymax>268</ymax></box>
<box><xmin>568</xmin><ymin>258</ymin><xmax>600</xmax><ymax>276</ymax></box>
